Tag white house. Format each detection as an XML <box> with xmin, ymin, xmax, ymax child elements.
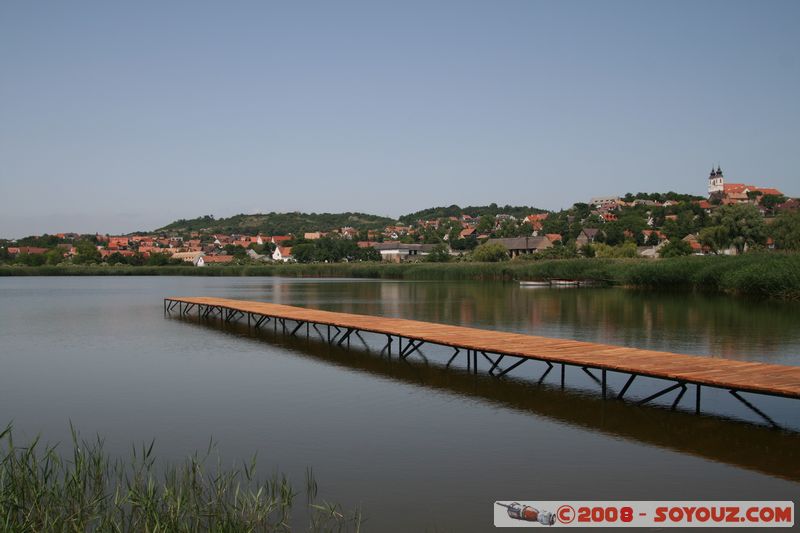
<box><xmin>371</xmin><ymin>243</ymin><xmax>438</xmax><ymax>262</ymax></box>
<box><xmin>170</xmin><ymin>251</ymin><xmax>204</xmax><ymax>266</ymax></box>
<box><xmin>272</xmin><ymin>246</ymin><xmax>293</xmax><ymax>262</ymax></box>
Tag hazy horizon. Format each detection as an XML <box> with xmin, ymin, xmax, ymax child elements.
<box><xmin>2</xmin><ymin>1</ymin><xmax>799</xmax><ymax>238</ymax></box>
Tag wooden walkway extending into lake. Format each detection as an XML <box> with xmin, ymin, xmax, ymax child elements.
<box><xmin>165</xmin><ymin>296</ymin><xmax>800</xmax><ymax>426</ymax></box>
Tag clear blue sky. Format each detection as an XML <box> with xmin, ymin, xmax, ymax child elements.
<box><xmin>1</xmin><ymin>0</ymin><xmax>798</xmax><ymax>237</ymax></box>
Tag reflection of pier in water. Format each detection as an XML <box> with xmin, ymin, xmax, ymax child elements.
<box><xmin>165</xmin><ymin>298</ymin><xmax>800</xmax><ymax>427</ymax></box>
<box><xmin>170</xmin><ymin>309</ymin><xmax>800</xmax><ymax>484</ymax></box>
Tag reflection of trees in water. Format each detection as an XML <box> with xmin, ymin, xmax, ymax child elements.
<box><xmin>264</xmin><ymin>281</ymin><xmax>800</xmax><ymax>362</ymax></box>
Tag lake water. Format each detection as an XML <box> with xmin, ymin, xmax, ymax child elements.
<box><xmin>1</xmin><ymin>277</ymin><xmax>799</xmax><ymax>531</ymax></box>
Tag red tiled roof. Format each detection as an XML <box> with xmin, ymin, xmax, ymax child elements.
<box><xmin>10</xmin><ymin>247</ymin><xmax>49</xmax><ymax>255</ymax></box>
<box><xmin>100</xmin><ymin>249</ymin><xmax>135</xmax><ymax>257</ymax></box>
<box><xmin>202</xmin><ymin>255</ymin><xmax>234</xmax><ymax>263</ymax></box>
<box><xmin>723</xmin><ymin>183</ymin><xmax>753</xmax><ymax>193</ymax></box>
<box><xmin>723</xmin><ymin>183</ymin><xmax>783</xmax><ymax>197</ymax></box>
<box><xmin>755</xmin><ymin>188</ymin><xmax>784</xmax><ymax>196</ymax></box>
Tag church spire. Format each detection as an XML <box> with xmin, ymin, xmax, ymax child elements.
<box><xmin>708</xmin><ymin>163</ymin><xmax>724</xmax><ymax>195</ymax></box>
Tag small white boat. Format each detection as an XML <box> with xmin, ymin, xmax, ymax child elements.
<box><xmin>550</xmin><ymin>279</ymin><xmax>580</xmax><ymax>287</ymax></box>
<box><xmin>519</xmin><ymin>280</ymin><xmax>550</xmax><ymax>287</ymax></box>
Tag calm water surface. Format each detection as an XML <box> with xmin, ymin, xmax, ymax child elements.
<box><xmin>1</xmin><ymin>277</ymin><xmax>799</xmax><ymax>531</ymax></box>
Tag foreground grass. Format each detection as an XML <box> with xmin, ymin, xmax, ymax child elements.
<box><xmin>0</xmin><ymin>425</ymin><xmax>361</xmax><ymax>532</ymax></box>
<box><xmin>1</xmin><ymin>253</ymin><xmax>799</xmax><ymax>299</ymax></box>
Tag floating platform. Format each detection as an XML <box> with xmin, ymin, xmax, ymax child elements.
<box><xmin>165</xmin><ymin>296</ymin><xmax>800</xmax><ymax>427</ymax></box>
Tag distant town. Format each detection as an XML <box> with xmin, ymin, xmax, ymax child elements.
<box><xmin>2</xmin><ymin>167</ymin><xmax>799</xmax><ymax>267</ymax></box>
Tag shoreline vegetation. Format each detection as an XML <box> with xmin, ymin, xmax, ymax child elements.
<box><xmin>0</xmin><ymin>425</ymin><xmax>362</xmax><ymax>532</ymax></box>
<box><xmin>1</xmin><ymin>254</ymin><xmax>799</xmax><ymax>300</ymax></box>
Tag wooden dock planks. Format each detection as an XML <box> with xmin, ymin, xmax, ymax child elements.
<box><xmin>166</xmin><ymin>296</ymin><xmax>800</xmax><ymax>399</ymax></box>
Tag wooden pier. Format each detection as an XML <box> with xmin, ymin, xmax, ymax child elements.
<box><xmin>165</xmin><ymin>296</ymin><xmax>800</xmax><ymax>426</ymax></box>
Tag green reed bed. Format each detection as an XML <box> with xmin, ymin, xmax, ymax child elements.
<box><xmin>621</xmin><ymin>253</ymin><xmax>800</xmax><ymax>299</ymax></box>
<box><xmin>0</xmin><ymin>425</ymin><xmax>361</xmax><ymax>532</ymax></box>
<box><xmin>2</xmin><ymin>253</ymin><xmax>799</xmax><ymax>299</ymax></box>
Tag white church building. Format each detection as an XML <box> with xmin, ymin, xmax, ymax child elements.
<box><xmin>708</xmin><ymin>166</ymin><xmax>724</xmax><ymax>195</ymax></box>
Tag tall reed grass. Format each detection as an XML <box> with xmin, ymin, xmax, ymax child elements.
<box><xmin>0</xmin><ymin>424</ymin><xmax>361</xmax><ymax>532</ymax></box>
<box><xmin>2</xmin><ymin>253</ymin><xmax>799</xmax><ymax>299</ymax></box>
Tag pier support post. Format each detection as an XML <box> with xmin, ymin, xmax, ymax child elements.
<box><xmin>602</xmin><ymin>369</ymin><xmax>607</xmax><ymax>399</ymax></box>
<box><xmin>488</xmin><ymin>354</ymin><xmax>505</xmax><ymax>375</ymax></box>
<box><xmin>729</xmin><ymin>390</ymin><xmax>780</xmax><ymax>428</ymax></box>
<box><xmin>695</xmin><ymin>385</ymin><xmax>701</xmax><ymax>414</ymax></box>
<box><xmin>380</xmin><ymin>335</ymin><xmax>393</xmax><ymax>357</ymax></box>
<box><xmin>290</xmin><ymin>321</ymin><xmax>306</xmax><ymax>336</ymax></box>
<box><xmin>538</xmin><ymin>362</ymin><xmax>554</xmax><ymax>384</ymax></box>
<box><xmin>636</xmin><ymin>382</ymin><xmax>683</xmax><ymax>406</ymax></box>
<box><xmin>496</xmin><ymin>357</ymin><xmax>526</xmax><ymax>377</ymax></box>
<box><xmin>446</xmin><ymin>348</ymin><xmax>460</xmax><ymax>368</ymax></box>
<box><xmin>671</xmin><ymin>384</ymin><xmax>687</xmax><ymax>410</ymax></box>
<box><xmin>618</xmin><ymin>374</ymin><xmax>637</xmax><ymax>400</ymax></box>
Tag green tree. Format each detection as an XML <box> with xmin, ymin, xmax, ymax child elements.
<box><xmin>593</xmin><ymin>242</ymin><xmax>637</xmax><ymax>258</ymax></box>
<box><xmin>421</xmin><ymin>228</ymin><xmax>442</xmax><ymax>244</ymax></box>
<box><xmin>495</xmin><ymin>219</ymin><xmax>520</xmax><ymax>238</ymax></box>
<box><xmin>354</xmin><ymin>246</ymin><xmax>381</xmax><ymax>262</ymax></box>
<box><xmin>73</xmin><ymin>240</ymin><xmax>101</xmax><ymax>264</ymax></box>
<box><xmin>425</xmin><ymin>244</ymin><xmax>451</xmax><ymax>262</ymax></box>
<box><xmin>541</xmin><ymin>212</ymin><xmax>570</xmax><ymax>239</ymax></box>
<box><xmin>600</xmin><ymin>222</ymin><xmax>625</xmax><ymax>246</ymax></box>
<box><xmin>770</xmin><ymin>211</ymin><xmax>800</xmax><ymax>251</ymax></box>
<box><xmin>44</xmin><ymin>249</ymin><xmax>63</xmax><ymax>265</ymax></box>
<box><xmin>760</xmin><ymin>194</ymin><xmax>787</xmax><ymax>214</ymax></box>
<box><xmin>146</xmin><ymin>253</ymin><xmax>172</xmax><ymax>266</ymax></box>
<box><xmin>711</xmin><ymin>204</ymin><xmax>766</xmax><ymax>254</ymax></box>
<box><xmin>476</xmin><ymin>215</ymin><xmax>494</xmax><ymax>235</ymax></box>
<box><xmin>658</xmin><ymin>240</ymin><xmax>693</xmax><ymax>258</ymax></box>
<box><xmin>105</xmin><ymin>252</ymin><xmax>128</xmax><ymax>264</ymax></box>
<box><xmin>698</xmin><ymin>225</ymin><xmax>729</xmax><ymax>254</ymax></box>
<box><xmin>16</xmin><ymin>252</ymin><xmax>47</xmax><ymax>266</ymax></box>
<box><xmin>529</xmin><ymin>243</ymin><xmax>578</xmax><ymax>260</ymax></box>
<box><xmin>450</xmin><ymin>236</ymin><xmax>478</xmax><ymax>251</ymax></box>
<box><xmin>291</xmin><ymin>243</ymin><xmax>317</xmax><ymax>263</ymax></box>
<box><xmin>662</xmin><ymin>210</ymin><xmax>699</xmax><ymax>241</ymax></box>
<box><xmin>571</xmin><ymin>203</ymin><xmax>591</xmax><ymax>221</ymax></box>
<box><xmin>223</xmin><ymin>244</ymin><xmax>247</xmax><ymax>258</ymax></box>
<box><xmin>470</xmin><ymin>242</ymin><xmax>509</xmax><ymax>262</ymax></box>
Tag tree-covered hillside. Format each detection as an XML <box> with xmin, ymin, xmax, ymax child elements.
<box><xmin>398</xmin><ymin>204</ymin><xmax>548</xmax><ymax>225</ymax></box>
<box><xmin>157</xmin><ymin>212</ymin><xmax>396</xmax><ymax>235</ymax></box>
<box><xmin>621</xmin><ymin>191</ymin><xmax>705</xmax><ymax>203</ymax></box>
<box><xmin>156</xmin><ymin>204</ymin><xmax>551</xmax><ymax>235</ymax></box>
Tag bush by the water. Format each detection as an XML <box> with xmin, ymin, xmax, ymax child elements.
<box><xmin>469</xmin><ymin>242</ymin><xmax>510</xmax><ymax>262</ymax></box>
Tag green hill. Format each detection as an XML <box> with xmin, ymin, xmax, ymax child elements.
<box><xmin>398</xmin><ymin>204</ymin><xmax>548</xmax><ymax>225</ymax></box>
<box><xmin>155</xmin><ymin>203</ymin><xmax>552</xmax><ymax>236</ymax></box>
<box><xmin>156</xmin><ymin>212</ymin><xmax>396</xmax><ymax>236</ymax></box>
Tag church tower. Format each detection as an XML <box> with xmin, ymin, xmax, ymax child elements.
<box><xmin>708</xmin><ymin>165</ymin><xmax>724</xmax><ymax>195</ymax></box>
